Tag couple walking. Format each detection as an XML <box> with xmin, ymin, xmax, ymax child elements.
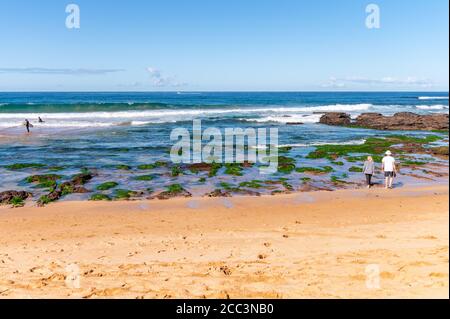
<box><xmin>363</xmin><ymin>150</ymin><xmax>397</xmax><ymax>189</ymax></box>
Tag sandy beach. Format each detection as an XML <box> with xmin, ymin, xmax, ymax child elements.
<box><xmin>0</xmin><ymin>184</ymin><xmax>448</xmax><ymax>299</ymax></box>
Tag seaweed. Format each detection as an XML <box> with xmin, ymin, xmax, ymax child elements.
<box><xmin>10</xmin><ymin>196</ymin><xmax>25</xmax><ymax>208</ymax></box>
<box><xmin>134</xmin><ymin>175</ymin><xmax>155</xmax><ymax>181</ymax></box>
<box><xmin>224</xmin><ymin>163</ymin><xmax>243</xmax><ymax>176</ymax></box>
<box><xmin>209</xmin><ymin>163</ymin><xmax>223</xmax><ymax>177</ymax></box>
<box><xmin>277</xmin><ymin>156</ymin><xmax>296</xmax><ymax>174</ymax></box>
<box><xmin>96</xmin><ymin>181</ymin><xmax>119</xmax><ymax>191</ymax></box>
<box><xmin>171</xmin><ymin>165</ymin><xmax>183</xmax><ymax>177</ymax></box>
<box><xmin>37</xmin><ymin>195</ymin><xmax>53</xmax><ymax>205</ymax></box>
<box><xmin>6</xmin><ymin>163</ymin><xmax>46</xmax><ymax>170</ymax></box>
<box><xmin>401</xmin><ymin>160</ymin><xmax>427</xmax><ymax>166</ymax></box>
<box><xmin>166</xmin><ymin>184</ymin><xmax>184</xmax><ymax>194</ymax></box>
<box><xmin>239</xmin><ymin>180</ymin><xmax>264</xmax><ymax>189</ymax></box>
<box><xmin>116</xmin><ymin>165</ymin><xmax>132</xmax><ymax>170</ymax></box>
<box><xmin>90</xmin><ymin>194</ymin><xmax>112</xmax><ymax>201</ymax></box>
<box><xmin>137</xmin><ymin>164</ymin><xmax>158</xmax><ymax>170</ymax></box>
<box><xmin>348</xmin><ymin>166</ymin><xmax>363</xmax><ymax>173</ymax></box>
<box><xmin>295</xmin><ymin>166</ymin><xmax>334</xmax><ymax>174</ymax></box>
<box><xmin>113</xmin><ymin>189</ymin><xmax>137</xmax><ymax>200</ymax></box>
<box><xmin>306</xmin><ymin>135</ymin><xmax>442</xmax><ymax>160</ymax></box>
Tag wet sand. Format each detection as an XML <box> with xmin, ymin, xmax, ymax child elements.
<box><xmin>0</xmin><ymin>185</ymin><xmax>448</xmax><ymax>299</ymax></box>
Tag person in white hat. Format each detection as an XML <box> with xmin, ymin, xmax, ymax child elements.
<box><xmin>381</xmin><ymin>150</ymin><xmax>397</xmax><ymax>189</ymax></box>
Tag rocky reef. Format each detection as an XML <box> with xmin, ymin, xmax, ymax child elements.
<box><xmin>0</xmin><ymin>191</ymin><xmax>32</xmax><ymax>205</ymax></box>
<box><xmin>319</xmin><ymin>112</ymin><xmax>449</xmax><ymax>131</ymax></box>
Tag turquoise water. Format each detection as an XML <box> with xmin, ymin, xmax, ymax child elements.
<box><xmin>0</xmin><ymin>92</ymin><xmax>448</xmax><ymax>198</ymax></box>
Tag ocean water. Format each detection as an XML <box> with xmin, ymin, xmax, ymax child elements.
<box><xmin>0</xmin><ymin>92</ymin><xmax>448</xmax><ymax>197</ymax></box>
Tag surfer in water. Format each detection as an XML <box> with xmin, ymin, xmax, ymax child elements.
<box><xmin>38</xmin><ymin>117</ymin><xmax>44</xmax><ymax>123</ymax></box>
<box><xmin>24</xmin><ymin>119</ymin><xmax>33</xmax><ymax>133</ymax></box>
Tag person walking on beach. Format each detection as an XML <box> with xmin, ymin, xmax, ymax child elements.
<box><xmin>23</xmin><ymin>119</ymin><xmax>33</xmax><ymax>133</ymax></box>
<box><xmin>382</xmin><ymin>150</ymin><xmax>397</xmax><ymax>189</ymax></box>
<box><xmin>363</xmin><ymin>156</ymin><xmax>375</xmax><ymax>188</ymax></box>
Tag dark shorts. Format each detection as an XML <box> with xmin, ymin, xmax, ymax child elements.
<box><xmin>384</xmin><ymin>171</ymin><xmax>394</xmax><ymax>177</ymax></box>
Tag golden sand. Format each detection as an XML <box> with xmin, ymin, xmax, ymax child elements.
<box><xmin>0</xmin><ymin>185</ymin><xmax>448</xmax><ymax>299</ymax></box>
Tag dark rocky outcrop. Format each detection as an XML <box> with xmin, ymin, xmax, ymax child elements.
<box><xmin>37</xmin><ymin>172</ymin><xmax>94</xmax><ymax>206</ymax></box>
<box><xmin>429</xmin><ymin>146</ymin><xmax>449</xmax><ymax>159</ymax></box>
<box><xmin>320</xmin><ymin>112</ymin><xmax>449</xmax><ymax>131</ymax></box>
<box><xmin>206</xmin><ymin>189</ymin><xmax>232</xmax><ymax>198</ymax></box>
<box><xmin>355</xmin><ymin>112</ymin><xmax>449</xmax><ymax>131</ymax></box>
<box><xmin>154</xmin><ymin>189</ymin><xmax>192</xmax><ymax>200</ymax></box>
<box><xmin>0</xmin><ymin>191</ymin><xmax>32</xmax><ymax>204</ymax></box>
<box><xmin>319</xmin><ymin>112</ymin><xmax>352</xmax><ymax>126</ymax></box>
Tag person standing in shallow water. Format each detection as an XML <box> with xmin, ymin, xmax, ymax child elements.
<box><xmin>23</xmin><ymin>119</ymin><xmax>32</xmax><ymax>133</ymax></box>
<box><xmin>363</xmin><ymin>156</ymin><xmax>375</xmax><ymax>188</ymax></box>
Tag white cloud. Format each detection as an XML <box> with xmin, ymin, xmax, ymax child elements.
<box><xmin>0</xmin><ymin>67</ymin><xmax>124</xmax><ymax>75</ymax></box>
<box><xmin>147</xmin><ymin>67</ymin><xmax>186</xmax><ymax>87</ymax></box>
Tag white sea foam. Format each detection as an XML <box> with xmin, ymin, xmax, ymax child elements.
<box><xmin>0</xmin><ymin>103</ymin><xmax>445</xmax><ymax>129</ymax></box>
<box><xmin>415</xmin><ymin>104</ymin><xmax>448</xmax><ymax>110</ymax></box>
<box><xmin>0</xmin><ymin>104</ymin><xmax>373</xmax><ymax>120</ymax></box>
<box><xmin>418</xmin><ymin>96</ymin><xmax>449</xmax><ymax>100</ymax></box>
<box><xmin>244</xmin><ymin>114</ymin><xmax>322</xmax><ymax>124</ymax></box>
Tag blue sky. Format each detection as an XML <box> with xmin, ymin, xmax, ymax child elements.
<box><xmin>0</xmin><ymin>0</ymin><xmax>448</xmax><ymax>91</ymax></box>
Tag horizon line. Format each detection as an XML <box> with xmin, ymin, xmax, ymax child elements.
<box><xmin>0</xmin><ymin>90</ymin><xmax>449</xmax><ymax>94</ymax></box>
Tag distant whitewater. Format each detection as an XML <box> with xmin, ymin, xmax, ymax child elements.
<box><xmin>0</xmin><ymin>92</ymin><xmax>448</xmax><ymax>129</ymax></box>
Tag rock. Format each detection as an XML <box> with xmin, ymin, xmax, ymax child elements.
<box><xmin>355</xmin><ymin>112</ymin><xmax>449</xmax><ymax>131</ymax></box>
<box><xmin>206</xmin><ymin>189</ymin><xmax>232</xmax><ymax>198</ymax></box>
<box><xmin>71</xmin><ymin>173</ymin><xmax>94</xmax><ymax>185</ymax></box>
<box><xmin>320</xmin><ymin>112</ymin><xmax>449</xmax><ymax>131</ymax></box>
<box><xmin>72</xmin><ymin>187</ymin><xmax>90</xmax><ymax>194</ymax></box>
<box><xmin>0</xmin><ymin>191</ymin><xmax>32</xmax><ymax>204</ymax></box>
<box><xmin>38</xmin><ymin>172</ymin><xmax>94</xmax><ymax>206</ymax></box>
<box><xmin>25</xmin><ymin>174</ymin><xmax>61</xmax><ymax>183</ymax></box>
<box><xmin>186</xmin><ymin>163</ymin><xmax>215</xmax><ymax>172</ymax></box>
<box><xmin>319</xmin><ymin>112</ymin><xmax>351</xmax><ymax>126</ymax></box>
<box><xmin>429</xmin><ymin>146</ymin><xmax>449</xmax><ymax>158</ymax></box>
<box><xmin>154</xmin><ymin>189</ymin><xmax>192</xmax><ymax>200</ymax></box>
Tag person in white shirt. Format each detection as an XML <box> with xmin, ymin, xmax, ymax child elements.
<box><xmin>381</xmin><ymin>150</ymin><xmax>397</xmax><ymax>189</ymax></box>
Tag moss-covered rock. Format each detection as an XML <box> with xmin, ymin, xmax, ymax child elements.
<box><xmin>6</xmin><ymin>163</ymin><xmax>46</xmax><ymax>170</ymax></box>
<box><xmin>306</xmin><ymin>135</ymin><xmax>441</xmax><ymax>160</ymax></box>
<box><xmin>155</xmin><ymin>184</ymin><xmax>192</xmax><ymax>200</ymax></box>
<box><xmin>134</xmin><ymin>175</ymin><xmax>155</xmax><ymax>181</ymax></box>
<box><xmin>96</xmin><ymin>181</ymin><xmax>119</xmax><ymax>191</ymax></box>
<box><xmin>296</xmin><ymin>166</ymin><xmax>334</xmax><ymax>174</ymax></box>
<box><xmin>90</xmin><ymin>194</ymin><xmax>112</xmax><ymax>201</ymax></box>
